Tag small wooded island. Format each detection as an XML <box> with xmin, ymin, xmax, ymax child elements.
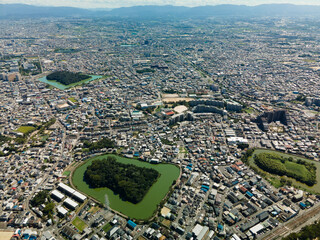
<box><xmin>84</xmin><ymin>156</ymin><xmax>160</xmax><ymax>204</ymax></box>
<box><xmin>46</xmin><ymin>71</ymin><xmax>90</xmax><ymax>85</ymax></box>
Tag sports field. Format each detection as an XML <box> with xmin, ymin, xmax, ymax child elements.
<box><xmin>17</xmin><ymin>126</ymin><xmax>35</xmax><ymax>134</ymax></box>
<box><xmin>72</xmin><ymin>217</ymin><xmax>87</xmax><ymax>231</ymax></box>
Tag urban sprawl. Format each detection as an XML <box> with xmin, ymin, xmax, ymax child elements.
<box><xmin>0</xmin><ymin>16</ymin><xmax>320</xmax><ymax>240</ymax></box>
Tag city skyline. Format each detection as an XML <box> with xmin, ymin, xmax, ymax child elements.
<box><xmin>1</xmin><ymin>0</ymin><xmax>320</xmax><ymax>9</ymax></box>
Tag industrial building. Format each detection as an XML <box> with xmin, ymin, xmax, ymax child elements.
<box><xmin>56</xmin><ymin>206</ymin><xmax>68</xmax><ymax>217</ymax></box>
<box><xmin>51</xmin><ymin>190</ymin><xmax>65</xmax><ymax>202</ymax></box>
<box><xmin>63</xmin><ymin>198</ymin><xmax>78</xmax><ymax>210</ymax></box>
<box><xmin>192</xmin><ymin>224</ymin><xmax>209</xmax><ymax>240</ymax></box>
<box><xmin>57</xmin><ymin>183</ymin><xmax>87</xmax><ymax>202</ymax></box>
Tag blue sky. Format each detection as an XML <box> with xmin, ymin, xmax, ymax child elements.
<box><xmin>1</xmin><ymin>0</ymin><xmax>320</xmax><ymax>8</ymax></box>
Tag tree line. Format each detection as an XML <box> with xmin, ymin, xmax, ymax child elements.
<box><xmin>0</xmin><ymin>134</ymin><xmax>10</xmax><ymax>146</ymax></box>
<box><xmin>84</xmin><ymin>156</ymin><xmax>160</xmax><ymax>203</ymax></box>
<box><xmin>241</xmin><ymin>148</ymin><xmax>254</xmax><ymax>163</ymax></box>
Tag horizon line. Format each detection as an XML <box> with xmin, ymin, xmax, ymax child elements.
<box><xmin>2</xmin><ymin>2</ymin><xmax>320</xmax><ymax>10</ymax></box>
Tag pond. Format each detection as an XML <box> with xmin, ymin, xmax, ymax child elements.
<box><xmin>72</xmin><ymin>154</ymin><xmax>180</xmax><ymax>220</ymax></box>
<box><xmin>38</xmin><ymin>75</ymin><xmax>102</xmax><ymax>90</ymax></box>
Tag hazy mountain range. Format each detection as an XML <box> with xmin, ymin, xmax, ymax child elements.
<box><xmin>1</xmin><ymin>3</ymin><xmax>320</xmax><ymax>19</ymax></box>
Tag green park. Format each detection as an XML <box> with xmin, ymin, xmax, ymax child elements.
<box><xmin>247</xmin><ymin>149</ymin><xmax>320</xmax><ymax>193</ymax></box>
<box><xmin>72</xmin><ymin>154</ymin><xmax>180</xmax><ymax>220</ymax></box>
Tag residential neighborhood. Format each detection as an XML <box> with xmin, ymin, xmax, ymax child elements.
<box><xmin>0</xmin><ymin>8</ymin><xmax>320</xmax><ymax>240</ymax></box>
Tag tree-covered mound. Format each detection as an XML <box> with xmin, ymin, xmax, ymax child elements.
<box><xmin>47</xmin><ymin>71</ymin><xmax>90</xmax><ymax>85</ymax></box>
<box><xmin>84</xmin><ymin>156</ymin><xmax>160</xmax><ymax>204</ymax></box>
<box><xmin>83</xmin><ymin>137</ymin><xmax>115</xmax><ymax>151</ymax></box>
<box><xmin>254</xmin><ymin>153</ymin><xmax>316</xmax><ymax>186</ymax></box>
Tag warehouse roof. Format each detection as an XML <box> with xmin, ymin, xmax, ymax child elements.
<box><xmin>63</xmin><ymin>198</ymin><xmax>78</xmax><ymax>209</ymax></box>
<box><xmin>51</xmin><ymin>190</ymin><xmax>65</xmax><ymax>200</ymax></box>
<box><xmin>57</xmin><ymin>206</ymin><xmax>68</xmax><ymax>216</ymax></box>
<box><xmin>72</xmin><ymin>191</ymin><xmax>87</xmax><ymax>202</ymax></box>
<box><xmin>58</xmin><ymin>183</ymin><xmax>75</xmax><ymax>195</ymax></box>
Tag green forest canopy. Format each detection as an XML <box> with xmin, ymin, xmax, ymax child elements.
<box><xmin>83</xmin><ymin>137</ymin><xmax>115</xmax><ymax>151</ymax></box>
<box><xmin>47</xmin><ymin>71</ymin><xmax>90</xmax><ymax>85</ymax></box>
<box><xmin>30</xmin><ymin>190</ymin><xmax>48</xmax><ymax>207</ymax></box>
<box><xmin>0</xmin><ymin>134</ymin><xmax>10</xmax><ymax>146</ymax></box>
<box><xmin>84</xmin><ymin>156</ymin><xmax>160</xmax><ymax>204</ymax></box>
<box><xmin>30</xmin><ymin>190</ymin><xmax>54</xmax><ymax>218</ymax></box>
<box><xmin>254</xmin><ymin>153</ymin><xmax>316</xmax><ymax>186</ymax></box>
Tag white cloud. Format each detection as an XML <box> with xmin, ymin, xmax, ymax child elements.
<box><xmin>1</xmin><ymin>0</ymin><xmax>320</xmax><ymax>8</ymax></box>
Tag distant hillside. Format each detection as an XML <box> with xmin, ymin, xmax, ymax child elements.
<box><xmin>109</xmin><ymin>5</ymin><xmax>189</xmax><ymax>18</ymax></box>
<box><xmin>0</xmin><ymin>4</ymin><xmax>91</xmax><ymax>18</ymax></box>
<box><xmin>109</xmin><ymin>4</ymin><xmax>320</xmax><ymax>18</ymax></box>
<box><xmin>1</xmin><ymin>4</ymin><xmax>320</xmax><ymax>19</ymax></box>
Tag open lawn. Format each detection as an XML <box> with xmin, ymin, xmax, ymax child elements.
<box><xmin>40</xmin><ymin>135</ymin><xmax>49</xmax><ymax>142</ymax></box>
<box><xmin>244</xmin><ymin>107</ymin><xmax>254</xmax><ymax>114</ymax></box>
<box><xmin>88</xmin><ymin>205</ymin><xmax>100</xmax><ymax>214</ymax></box>
<box><xmin>68</xmin><ymin>97</ymin><xmax>78</xmax><ymax>103</ymax></box>
<box><xmin>284</xmin><ymin>161</ymin><xmax>310</xmax><ymax>177</ymax></box>
<box><xmin>63</xmin><ymin>171</ymin><xmax>71</xmax><ymax>176</ymax></box>
<box><xmin>17</xmin><ymin>126</ymin><xmax>36</xmax><ymax>134</ymax></box>
<box><xmin>269</xmin><ymin>176</ymin><xmax>283</xmax><ymax>188</ymax></box>
<box><xmin>179</xmin><ymin>146</ymin><xmax>188</xmax><ymax>154</ymax></box>
<box><xmin>161</xmin><ymin>219</ymin><xmax>171</xmax><ymax>228</ymax></box>
<box><xmin>303</xmin><ymin>59</ymin><xmax>317</xmax><ymax>63</ymax></box>
<box><xmin>102</xmin><ymin>223</ymin><xmax>112</xmax><ymax>233</ymax></box>
<box><xmin>72</xmin><ymin>217</ymin><xmax>87</xmax><ymax>232</ymax></box>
